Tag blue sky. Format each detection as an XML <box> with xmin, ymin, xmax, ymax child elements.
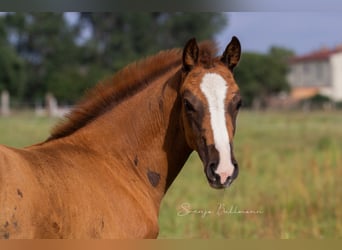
<box><xmin>235</xmin><ymin>0</ymin><xmax>342</xmax><ymax>11</ymax></box>
<box><xmin>216</xmin><ymin>12</ymin><xmax>342</xmax><ymax>55</ymax></box>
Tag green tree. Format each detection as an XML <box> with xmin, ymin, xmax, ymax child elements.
<box><xmin>1</xmin><ymin>13</ymin><xmax>228</xmax><ymax>105</ymax></box>
<box><xmin>77</xmin><ymin>13</ymin><xmax>227</xmax><ymax>71</ymax></box>
<box><xmin>235</xmin><ymin>47</ymin><xmax>293</xmax><ymax>108</ymax></box>
<box><xmin>0</xmin><ymin>17</ymin><xmax>26</xmax><ymax>104</ymax></box>
<box><xmin>2</xmin><ymin>13</ymin><xmax>79</xmax><ymax>104</ymax></box>
<box><xmin>65</xmin><ymin>13</ymin><xmax>227</xmax><ymax>104</ymax></box>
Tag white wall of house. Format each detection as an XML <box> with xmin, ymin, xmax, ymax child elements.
<box><xmin>288</xmin><ymin>60</ymin><xmax>331</xmax><ymax>88</ymax></box>
<box><xmin>330</xmin><ymin>52</ymin><xmax>342</xmax><ymax>101</ymax></box>
<box><xmin>287</xmin><ymin>52</ymin><xmax>342</xmax><ymax>102</ymax></box>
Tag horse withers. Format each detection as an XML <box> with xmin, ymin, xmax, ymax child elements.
<box><xmin>0</xmin><ymin>36</ymin><xmax>242</xmax><ymax>238</ymax></box>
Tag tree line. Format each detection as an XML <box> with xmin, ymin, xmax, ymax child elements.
<box><xmin>235</xmin><ymin>47</ymin><xmax>294</xmax><ymax>108</ymax></box>
<box><xmin>0</xmin><ymin>13</ymin><xmax>291</xmax><ymax>108</ymax></box>
<box><xmin>0</xmin><ymin>13</ymin><xmax>226</xmax><ymax>106</ymax></box>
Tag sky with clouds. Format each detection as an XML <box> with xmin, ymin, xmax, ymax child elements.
<box><xmin>216</xmin><ymin>12</ymin><xmax>342</xmax><ymax>55</ymax></box>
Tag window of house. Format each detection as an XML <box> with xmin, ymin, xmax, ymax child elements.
<box><xmin>303</xmin><ymin>63</ymin><xmax>310</xmax><ymax>74</ymax></box>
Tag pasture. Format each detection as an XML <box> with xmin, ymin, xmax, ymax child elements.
<box><xmin>0</xmin><ymin>110</ymin><xmax>341</xmax><ymax>238</ymax></box>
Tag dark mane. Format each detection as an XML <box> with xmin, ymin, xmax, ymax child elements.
<box><xmin>48</xmin><ymin>41</ymin><xmax>217</xmax><ymax>141</ymax></box>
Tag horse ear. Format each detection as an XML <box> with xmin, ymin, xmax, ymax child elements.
<box><xmin>221</xmin><ymin>36</ymin><xmax>241</xmax><ymax>71</ymax></box>
<box><xmin>182</xmin><ymin>38</ymin><xmax>199</xmax><ymax>72</ymax></box>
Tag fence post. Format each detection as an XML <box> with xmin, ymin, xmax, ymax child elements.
<box><xmin>45</xmin><ymin>92</ymin><xmax>58</xmax><ymax>117</ymax></box>
<box><xmin>0</xmin><ymin>90</ymin><xmax>10</xmax><ymax>116</ymax></box>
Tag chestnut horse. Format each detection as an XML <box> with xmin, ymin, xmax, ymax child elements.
<box><xmin>0</xmin><ymin>36</ymin><xmax>242</xmax><ymax>239</ymax></box>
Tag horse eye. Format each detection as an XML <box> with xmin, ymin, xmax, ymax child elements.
<box><xmin>184</xmin><ymin>99</ymin><xmax>196</xmax><ymax>113</ymax></box>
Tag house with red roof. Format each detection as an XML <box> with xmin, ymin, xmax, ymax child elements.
<box><xmin>287</xmin><ymin>45</ymin><xmax>342</xmax><ymax>102</ymax></box>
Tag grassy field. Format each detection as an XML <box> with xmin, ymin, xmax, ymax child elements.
<box><xmin>0</xmin><ymin>110</ymin><xmax>341</xmax><ymax>238</ymax></box>
<box><xmin>0</xmin><ymin>112</ymin><xmax>59</xmax><ymax>147</ymax></box>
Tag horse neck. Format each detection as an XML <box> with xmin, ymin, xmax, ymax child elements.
<box><xmin>50</xmin><ymin>68</ymin><xmax>191</xmax><ymax>204</ymax></box>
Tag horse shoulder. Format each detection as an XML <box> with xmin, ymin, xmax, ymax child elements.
<box><xmin>0</xmin><ymin>145</ymin><xmax>44</xmax><ymax>239</ymax></box>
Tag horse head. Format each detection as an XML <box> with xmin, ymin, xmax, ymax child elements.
<box><xmin>180</xmin><ymin>36</ymin><xmax>242</xmax><ymax>189</ymax></box>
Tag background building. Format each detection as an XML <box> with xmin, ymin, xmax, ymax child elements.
<box><xmin>287</xmin><ymin>46</ymin><xmax>342</xmax><ymax>102</ymax></box>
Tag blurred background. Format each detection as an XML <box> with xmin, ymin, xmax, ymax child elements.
<box><xmin>0</xmin><ymin>12</ymin><xmax>341</xmax><ymax>238</ymax></box>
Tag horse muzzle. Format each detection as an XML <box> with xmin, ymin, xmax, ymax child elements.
<box><xmin>205</xmin><ymin>160</ymin><xmax>239</xmax><ymax>189</ymax></box>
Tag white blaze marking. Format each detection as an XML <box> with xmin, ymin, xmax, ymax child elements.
<box><xmin>200</xmin><ymin>73</ymin><xmax>235</xmax><ymax>184</ymax></box>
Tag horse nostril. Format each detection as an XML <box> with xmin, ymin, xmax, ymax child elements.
<box><xmin>232</xmin><ymin>159</ymin><xmax>238</xmax><ymax>168</ymax></box>
<box><xmin>206</xmin><ymin>160</ymin><xmax>219</xmax><ymax>182</ymax></box>
<box><xmin>209</xmin><ymin>161</ymin><xmax>217</xmax><ymax>171</ymax></box>
<box><xmin>232</xmin><ymin>161</ymin><xmax>239</xmax><ymax>179</ymax></box>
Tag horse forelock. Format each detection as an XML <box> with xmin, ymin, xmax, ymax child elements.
<box><xmin>47</xmin><ymin>41</ymin><xmax>218</xmax><ymax>141</ymax></box>
<box><xmin>198</xmin><ymin>41</ymin><xmax>218</xmax><ymax>68</ymax></box>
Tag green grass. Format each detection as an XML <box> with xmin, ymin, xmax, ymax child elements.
<box><xmin>158</xmin><ymin>110</ymin><xmax>342</xmax><ymax>238</ymax></box>
<box><xmin>0</xmin><ymin>110</ymin><xmax>341</xmax><ymax>238</ymax></box>
<box><xmin>0</xmin><ymin>112</ymin><xmax>58</xmax><ymax>147</ymax></box>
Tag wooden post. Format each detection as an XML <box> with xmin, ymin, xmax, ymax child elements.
<box><xmin>0</xmin><ymin>90</ymin><xmax>10</xmax><ymax>116</ymax></box>
<box><xmin>45</xmin><ymin>92</ymin><xmax>58</xmax><ymax>117</ymax></box>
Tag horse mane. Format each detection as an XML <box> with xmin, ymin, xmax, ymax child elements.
<box><xmin>47</xmin><ymin>41</ymin><xmax>217</xmax><ymax>141</ymax></box>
